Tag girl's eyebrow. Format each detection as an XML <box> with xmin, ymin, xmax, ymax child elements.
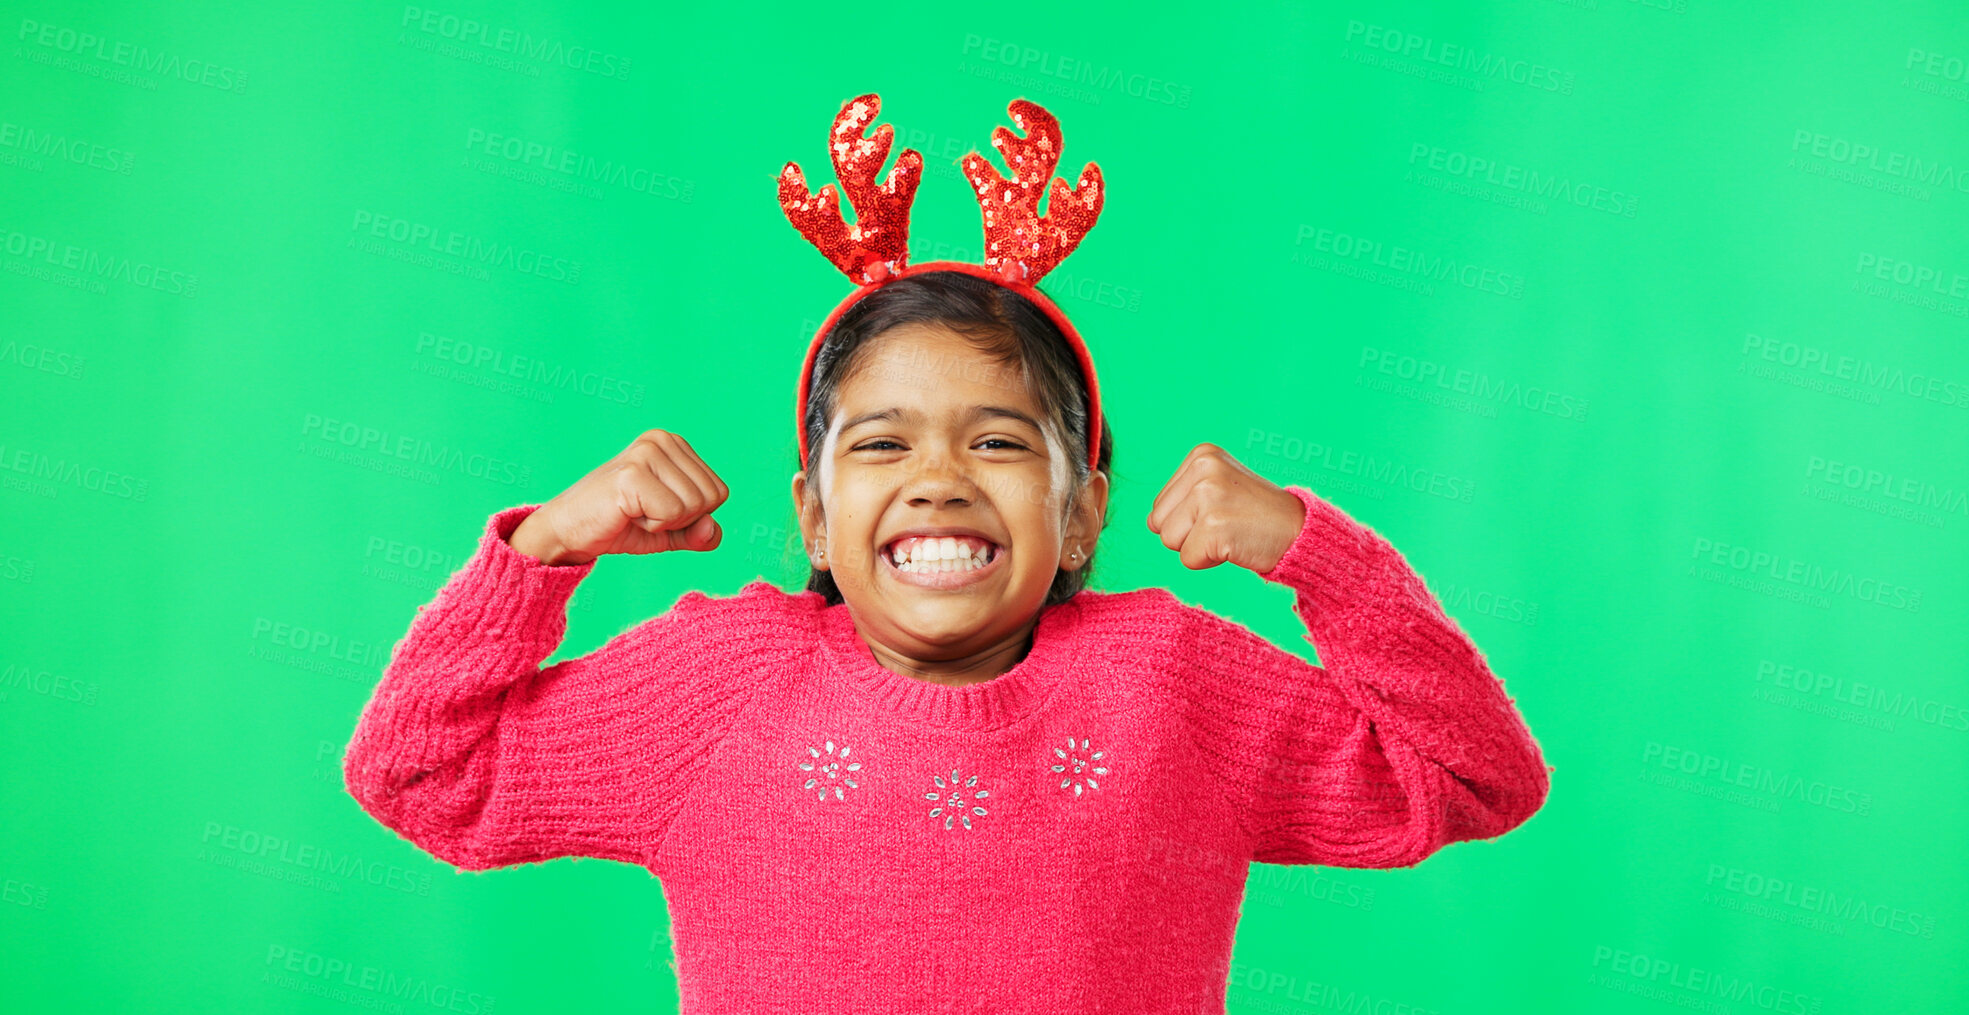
<box><xmin>840</xmin><ymin>405</ymin><xmax>1044</xmax><ymax>435</ymax></box>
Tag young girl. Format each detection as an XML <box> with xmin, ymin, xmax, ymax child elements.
<box><xmin>343</xmin><ymin>95</ymin><xmax>1550</xmax><ymax>1014</ymax></box>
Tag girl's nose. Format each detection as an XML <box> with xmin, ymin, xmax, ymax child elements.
<box><xmin>902</xmin><ymin>453</ymin><xmax>978</xmax><ymax>505</ymax></box>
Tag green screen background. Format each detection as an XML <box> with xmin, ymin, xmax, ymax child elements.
<box><xmin>4</xmin><ymin>2</ymin><xmax>1965</xmax><ymax>1012</ymax></box>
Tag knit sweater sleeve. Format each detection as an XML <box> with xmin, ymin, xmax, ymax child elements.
<box><xmin>341</xmin><ymin>503</ymin><xmax>773</xmax><ymax>873</ymax></box>
<box><xmin>1179</xmin><ymin>485</ymin><xmax>1550</xmax><ymax>868</ymax></box>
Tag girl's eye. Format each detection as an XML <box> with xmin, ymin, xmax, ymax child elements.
<box><xmin>849</xmin><ymin>439</ymin><xmax>1028</xmax><ymax>452</ymax></box>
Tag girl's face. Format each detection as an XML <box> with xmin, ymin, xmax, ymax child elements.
<box><xmin>792</xmin><ymin>322</ymin><xmax>1107</xmax><ymax>672</ymax></box>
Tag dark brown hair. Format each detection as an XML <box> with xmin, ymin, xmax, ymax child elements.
<box><xmin>797</xmin><ymin>270</ymin><xmax>1114</xmax><ymax>607</ymax></box>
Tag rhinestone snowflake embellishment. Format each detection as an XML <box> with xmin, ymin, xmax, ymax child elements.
<box><xmin>797</xmin><ymin>739</ymin><xmax>862</xmax><ymax>801</ymax></box>
<box><xmin>924</xmin><ymin>769</ymin><xmax>991</xmax><ymax>830</ymax></box>
<box><xmin>1051</xmin><ymin>736</ymin><xmax>1109</xmax><ymax>798</ymax></box>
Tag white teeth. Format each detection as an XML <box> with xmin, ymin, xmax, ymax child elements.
<box><xmin>897</xmin><ymin>554</ymin><xmax>986</xmax><ymax>573</ymax></box>
<box><xmin>888</xmin><ymin>535</ymin><xmax>994</xmax><ymax>572</ymax></box>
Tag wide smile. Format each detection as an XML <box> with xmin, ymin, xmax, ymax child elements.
<box><xmin>879</xmin><ymin>537</ymin><xmax>1006</xmax><ymax>591</ymax></box>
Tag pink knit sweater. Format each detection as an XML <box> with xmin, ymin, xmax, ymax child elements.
<box><xmin>343</xmin><ymin>484</ymin><xmax>1549</xmax><ymax>1014</ymax></box>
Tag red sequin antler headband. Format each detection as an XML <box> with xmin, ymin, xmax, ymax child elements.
<box><xmin>780</xmin><ymin>93</ymin><xmax>1106</xmax><ymax>472</ymax></box>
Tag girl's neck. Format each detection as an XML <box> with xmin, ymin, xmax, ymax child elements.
<box><xmin>863</xmin><ymin>621</ymin><xmax>1039</xmax><ymax>688</ymax></box>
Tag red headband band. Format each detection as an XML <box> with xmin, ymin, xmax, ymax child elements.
<box><xmin>779</xmin><ymin>94</ymin><xmax>1106</xmax><ymax>473</ymax></box>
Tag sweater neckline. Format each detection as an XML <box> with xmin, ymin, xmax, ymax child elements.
<box><xmin>816</xmin><ymin>596</ymin><xmax>1083</xmax><ymax>732</ymax></box>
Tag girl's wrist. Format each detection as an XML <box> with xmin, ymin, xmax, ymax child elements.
<box><xmin>509</xmin><ymin>511</ymin><xmax>584</xmax><ymax>567</ymax></box>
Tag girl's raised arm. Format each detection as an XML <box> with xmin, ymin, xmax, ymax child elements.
<box><xmin>340</xmin><ymin>503</ymin><xmax>776</xmax><ymax>872</ymax></box>
<box><xmin>1180</xmin><ymin>485</ymin><xmax>1550</xmax><ymax>868</ymax></box>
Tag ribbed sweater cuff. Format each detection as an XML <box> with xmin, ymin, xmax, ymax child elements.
<box><xmin>472</xmin><ymin>504</ymin><xmax>595</xmax><ymax>617</ymax></box>
<box><xmin>366</xmin><ymin>504</ymin><xmax>594</xmax><ymax>782</ymax></box>
<box><xmin>1254</xmin><ymin>485</ymin><xmax>1385</xmax><ymax>605</ymax></box>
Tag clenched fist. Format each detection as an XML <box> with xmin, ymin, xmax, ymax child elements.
<box><xmin>1146</xmin><ymin>443</ymin><xmax>1306</xmax><ymax>573</ymax></box>
<box><xmin>508</xmin><ymin>429</ymin><xmax>730</xmax><ymax>566</ymax></box>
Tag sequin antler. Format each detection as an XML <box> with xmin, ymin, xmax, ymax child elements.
<box><xmin>784</xmin><ymin>93</ymin><xmax>1109</xmax><ymax>473</ymax></box>
<box><xmin>778</xmin><ymin>94</ymin><xmax>925</xmax><ymax>286</ymax></box>
<box><xmin>960</xmin><ymin>99</ymin><xmax>1105</xmax><ymax>285</ymax></box>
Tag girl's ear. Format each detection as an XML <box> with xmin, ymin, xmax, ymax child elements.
<box><xmin>1061</xmin><ymin>471</ymin><xmax>1110</xmax><ymax>571</ymax></box>
<box><xmin>790</xmin><ymin>471</ymin><xmax>828</xmax><ymax>570</ymax></box>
